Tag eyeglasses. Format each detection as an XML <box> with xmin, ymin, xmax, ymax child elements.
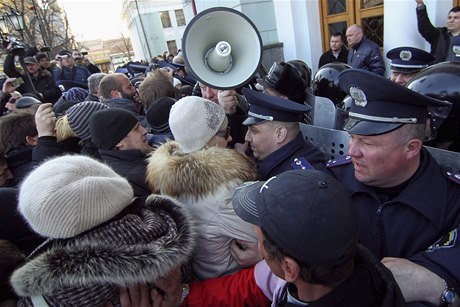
<box><xmin>215</xmin><ymin>126</ymin><xmax>231</xmax><ymax>139</ymax></box>
<box><xmin>7</xmin><ymin>97</ymin><xmax>17</xmax><ymax>103</ymax></box>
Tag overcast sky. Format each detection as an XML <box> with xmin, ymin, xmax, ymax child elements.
<box><xmin>59</xmin><ymin>0</ymin><xmax>129</xmax><ymax>41</ymax></box>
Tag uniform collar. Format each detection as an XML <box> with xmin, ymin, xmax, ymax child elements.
<box><xmin>347</xmin><ymin>148</ymin><xmax>446</xmax><ymax>227</ymax></box>
<box><xmin>257</xmin><ymin>132</ymin><xmax>304</xmax><ymax>180</ymax></box>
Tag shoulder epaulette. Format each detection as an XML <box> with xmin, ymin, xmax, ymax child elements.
<box><xmin>326</xmin><ymin>156</ymin><xmax>352</xmax><ymax>168</ymax></box>
<box><xmin>445</xmin><ymin>170</ymin><xmax>460</xmax><ymax>185</ymax></box>
<box><xmin>291</xmin><ymin>157</ymin><xmax>314</xmax><ymax>170</ymax></box>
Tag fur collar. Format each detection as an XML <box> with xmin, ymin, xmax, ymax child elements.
<box><xmin>146</xmin><ymin>141</ymin><xmax>257</xmax><ymax>198</ymax></box>
<box><xmin>11</xmin><ymin>194</ymin><xmax>196</xmax><ymax>297</ymax></box>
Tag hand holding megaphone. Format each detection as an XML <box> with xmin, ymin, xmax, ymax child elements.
<box><xmin>217</xmin><ymin>89</ymin><xmax>238</xmax><ymax>114</ymax></box>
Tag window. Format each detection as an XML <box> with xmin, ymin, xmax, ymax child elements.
<box><xmin>167</xmin><ymin>40</ymin><xmax>177</xmax><ymax>55</ymax></box>
<box><xmin>160</xmin><ymin>11</ymin><xmax>172</xmax><ymax>28</ymax></box>
<box><xmin>175</xmin><ymin>9</ymin><xmax>186</xmax><ymax>26</ymax></box>
<box><xmin>320</xmin><ymin>0</ymin><xmax>384</xmax><ymax>51</ymax></box>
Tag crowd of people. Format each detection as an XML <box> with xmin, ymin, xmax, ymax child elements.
<box><xmin>1</xmin><ymin>0</ymin><xmax>460</xmax><ymax>306</ymax></box>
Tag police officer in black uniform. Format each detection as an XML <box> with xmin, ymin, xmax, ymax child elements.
<box><xmin>386</xmin><ymin>46</ymin><xmax>434</xmax><ymax>86</ymax></box>
<box><xmin>241</xmin><ymin>88</ymin><xmax>328</xmax><ymax>180</ymax></box>
<box><xmin>328</xmin><ymin>69</ymin><xmax>460</xmax><ymax>306</ymax></box>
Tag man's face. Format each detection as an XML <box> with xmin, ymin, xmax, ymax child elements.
<box><xmin>0</xmin><ymin>162</ymin><xmax>13</xmax><ymax>187</ymax></box>
<box><xmin>72</xmin><ymin>51</ymin><xmax>83</xmax><ymax>64</ymax></box>
<box><xmin>38</xmin><ymin>57</ymin><xmax>50</xmax><ymax>69</ymax></box>
<box><xmin>347</xmin><ymin>129</ymin><xmax>410</xmax><ymax>188</ymax></box>
<box><xmin>199</xmin><ymin>83</ymin><xmax>218</xmax><ymax>103</ymax></box>
<box><xmin>245</xmin><ymin>122</ymin><xmax>279</xmax><ymax>160</ymax></box>
<box><xmin>118</xmin><ymin>76</ymin><xmax>138</xmax><ymax>100</ymax></box>
<box><xmin>117</xmin><ymin>122</ymin><xmax>152</xmax><ymax>155</ymax></box>
<box><xmin>330</xmin><ymin>35</ymin><xmax>343</xmax><ymax>52</ymax></box>
<box><xmin>26</xmin><ymin>63</ymin><xmax>39</xmax><ymax>76</ymax></box>
<box><xmin>447</xmin><ymin>11</ymin><xmax>460</xmax><ymax>34</ymax></box>
<box><xmin>60</xmin><ymin>55</ymin><xmax>74</xmax><ymax>68</ymax></box>
<box><xmin>390</xmin><ymin>71</ymin><xmax>415</xmax><ymax>86</ymax></box>
<box><xmin>346</xmin><ymin>28</ymin><xmax>362</xmax><ymax>48</ymax></box>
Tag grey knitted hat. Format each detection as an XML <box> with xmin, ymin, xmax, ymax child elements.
<box><xmin>67</xmin><ymin>101</ymin><xmax>108</xmax><ymax>140</ymax></box>
<box><xmin>18</xmin><ymin>155</ymin><xmax>134</xmax><ymax>239</ymax></box>
<box><xmin>169</xmin><ymin>96</ymin><xmax>226</xmax><ymax>153</ymax></box>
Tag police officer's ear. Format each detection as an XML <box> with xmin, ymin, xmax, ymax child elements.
<box><xmin>275</xmin><ymin>125</ymin><xmax>288</xmax><ymax>143</ymax></box>
<box><xmin>405</xmin><ymin>138</ymin><xmax>423</xmax><ymax>160</ymax></box>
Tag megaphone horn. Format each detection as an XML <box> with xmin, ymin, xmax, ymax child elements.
<box><xmin>183</xmin><ymin>7</ymin><xmax>262</xmax><ymax>90</ymax></box>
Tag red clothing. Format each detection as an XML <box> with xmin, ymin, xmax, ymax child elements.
<box><xmin>184</xmin><ymin>266</ymin><xmax>270</xmax><ymax>307</ymax></box>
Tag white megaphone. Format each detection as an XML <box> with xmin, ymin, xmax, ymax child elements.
<box><xmin>182</xmin><ymin>7</ymin><xmax>262</xmax><ymax>90</ymax></box>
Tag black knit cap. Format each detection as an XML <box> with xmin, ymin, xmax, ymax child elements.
<box><xmin>146</xmin><ymin>97</ymin><xmax>176</xmax><ymax>134</ymax></box>
<box><xmin>89</xmin><ymin>108</ymin><xmax>138</xmax><ymax>150</ymax></box>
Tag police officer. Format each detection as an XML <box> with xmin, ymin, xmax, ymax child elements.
<box><xmin>241</xmin><ymin>88</ymin><xmax>327</xmax><ymax>180</ymax></box>
<box><xmin>386</xmin><ymin>46</ymin><xmax>434</xmax><ymax>86</ymax></box>
<box><xmin>328</xmin><ymin>69</ymin><xmax>460</xmax><ymax>305</ymax></box>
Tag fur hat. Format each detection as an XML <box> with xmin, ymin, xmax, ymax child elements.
<box><xmin>169</xmin><ymin>96</ymin><xmax>226</xmax><ymax>153</ymax></box>
<box><xmin>18</xmin><ymin>155</ymin><xmax>134</xmax><ymax>239</ymax></box>
<box><xmin>89</xmin><ymin>108</ymin><xmax>138</xmax><ymax>150</ymax></box>
<box><xmin>67</xmin><ymin>101</ymin><xmax>108</xmax><ymax>140</ymax></box>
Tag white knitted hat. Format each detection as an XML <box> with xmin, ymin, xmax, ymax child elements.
<box><xmin>18</xmin><ymin>155</ymin><xmax>134</xmax><ymax>239</ymax></box>
<box><xmin>169</xmin><ymin>96</ymin><xmax>226</xmax><ymax>153</ymax></box>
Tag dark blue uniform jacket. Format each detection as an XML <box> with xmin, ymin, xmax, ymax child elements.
<box><xmin>257</xmin><ymin>132</ymin><xmax>329</xmax><ymax>180</ymax></box>
<box><xmin>329</xmin><ymin>148</ymin><xmax>460</xmax><ymax>298</ymax></box>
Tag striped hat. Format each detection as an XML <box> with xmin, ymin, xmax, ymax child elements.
<box><xmin>67</xmin><ymin>101</ymin><xmax>108</xmax><ymax>140</ymax></box>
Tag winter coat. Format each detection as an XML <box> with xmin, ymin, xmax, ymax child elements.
<box><xmin>52</xmin><ymin>65</ymin><xmax>91</xmax><ymax>88</ymax></box>
<box><xmin>99</xmin><ymin>149</ymin><xmax>151</xmax><ymax>197</ymax></box>
<box><xmin>347</xmin><ymin>38</ymin><xmax>385</xmax><ymax>76</ymax></box>
<box><xmin>11</xmin><ymin>195</ymin><xmax>195</xmax><ymax>307</ymax></box>
<box><xmin>146</xmin><ymin>141</ymin><xmax>258</xmax><ymax>280</ymax></box>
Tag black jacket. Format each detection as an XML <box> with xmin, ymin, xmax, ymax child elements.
<box><xmin>318</xmin><ymin>48</ymin><xmax>349</xmax><ymax>69</ymax></box>
<box><xmin>99</xmin><ymin>149</ymin><xmax>151</xmax><ymax>197</ymax></box>
<box><xmin>328</xmin><ymin>148</ymin><xmax>460</xmax><ymax>301</ymax></box>
<box><xmin>3</xmin><ymin>54</ymin><xmax>61</xmax><ymax>103</ymax></box>
<box><xmin>276</xmin><ymin>244</ymin><xmax>405</xmax><ymax>307</ymax></box>
<box><xmin>347</xmin><ymin>38</ymin><xmax>385</xmax><ymax>75</ymax></box>
<box><xmin>416</xmin><ymin>4</ymin><xmax>453</xmax><ymax>64</ymax></box>
<box><xmin>6</xmin><ymin>147</ymin><xmax>35</xmax><ymax>187</ymax></box>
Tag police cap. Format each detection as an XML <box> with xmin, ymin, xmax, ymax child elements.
<box><xmin>386</xmin><ymin>47</ymin><xmax>434</xmax><ymax>74</ymax></box>
<box><xmin>338</xmin><ymin>69</ymin><xmax>450</xmax><ymax>136</ymax></box>
<box><xmin>242</xmin><ymin>88</ymin><xmax>310</xmax><ymax>125</ymax></box>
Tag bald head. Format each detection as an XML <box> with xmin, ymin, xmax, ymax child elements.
<box><xmin>346</xmin><ymin>24</ymin><xmax>363</xmax><ymax>48</ymax></box>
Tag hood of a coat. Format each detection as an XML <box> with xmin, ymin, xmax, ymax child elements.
<box><xmin>146</xmin><ymin>141</ymin><xmax>257</xmax><ymax>199</ymax></box>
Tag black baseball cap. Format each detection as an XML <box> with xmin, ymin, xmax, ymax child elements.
<box><xmin>232</xmin><ymin>169</ymin><xmax>358</xmax><ymax>266</ymax></box>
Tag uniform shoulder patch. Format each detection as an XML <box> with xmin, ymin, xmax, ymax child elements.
<box><xmin>326</xmin><ymin>156</ymin><xmax>352</xmax><ymax>168</ymax></box>
<box><xmin>444</xmin><ymin>170</ymin><xmax>460</xmax><ymax>185</ymax></box>
<box><xmin>291</xmin><ymin>157</ymin><xmax>314</xmax><ymax>170</ymax></box>
<box><xmin>426</xmin><ymin>229</ymin><xmax>457</xmax><ymax>252</ymax></box>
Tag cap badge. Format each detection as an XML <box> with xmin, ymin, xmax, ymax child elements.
<box><xmin>399</xmin><ymin>50</ymin><xmax>412</xmax><ymax>61</ymax></box>
<box><xmin>350</xmin><ymin>87</ymin><xmax>367</xmax><ymax>107</ymax></box>
<box><xmin>453</xmin><ymin>45</ymin><xmax>460</xmax><ymax>58</ymax></box>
